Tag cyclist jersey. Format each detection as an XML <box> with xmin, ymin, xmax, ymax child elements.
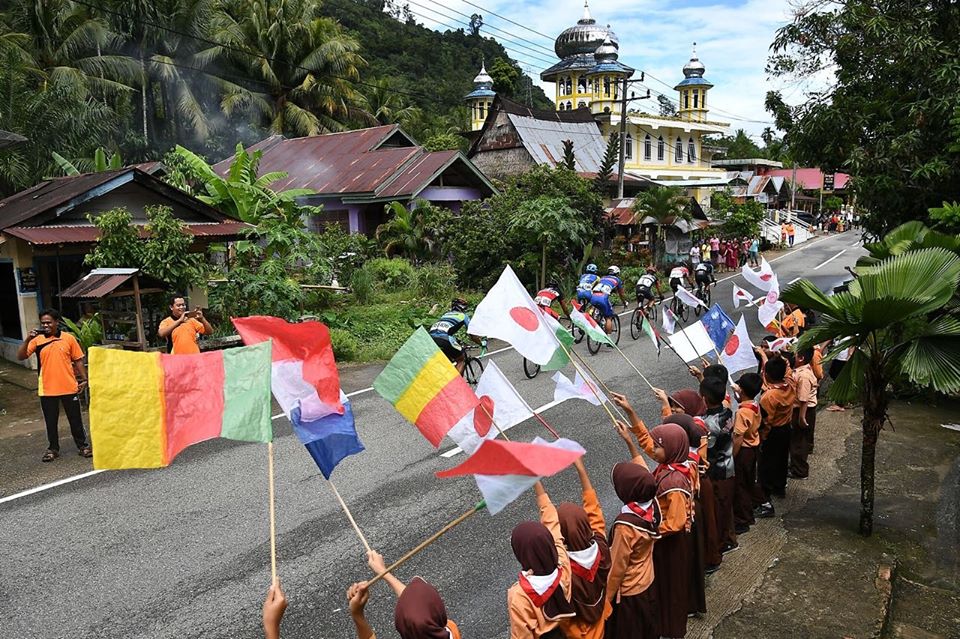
<box><xmin>636</xmin><ymin>273</ymin><xmax>657</xmax><ymax>290</ymax></box>
<box><xmin>592</xmin><ymin>275</ymin><xmax>622</xmax><ymax>297</ymax></box>
<box><xmin>534</xmin><ymin>287</ymin><xmax>563</xmax><ymax>308</ymax></box>
<box><xmin>429</xmin><ymin>311</ymin><xmax>469</xmax><ymax>338</ymax></box>
<box><xmin>694</xmin><ymin>262</ymin><xmax>712</xmax><ymax>274</ymax></box>
<box><xmin>669</xmin><ymin>266</ymin><xmax>689</xmax><ymax>280</ymax></box>
<box><xmin>577</xmin><ymin>273</ymin><xmax>599</xmax><ymax>292</ymax></box>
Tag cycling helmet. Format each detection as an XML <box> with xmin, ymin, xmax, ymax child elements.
<box><xmin>451</xmin><ymin>297</ymin><xmax>468</xmax><ymax>312</ymax></box>
<box><xmin>547</xmin><ymin>279</ymin><xmax>562</xmax><ymax>292</ymax></box>
<box><xmin>607</xmin><ymin>265</ymin><xmax>620</xmax><ymax>276</ymax></box>
<box><xmin>585</xmin><ymin>264</ymin><xmax>598</xmax><ymax>274</ymax></box>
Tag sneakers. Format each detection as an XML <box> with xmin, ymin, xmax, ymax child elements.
<box><xmin>754</xmin><ymin>503</ymin><xmax>776</xmax><ymax>518</ymax></box>
<box><xmin>735</xmin><ymin>524</ymin><xmax>751</xmax><ymax>535</ymax></box>
<box><xmin>721</xmin><ymin>542</ymin><xmax>741</xmax><ymax>555</ymax></box>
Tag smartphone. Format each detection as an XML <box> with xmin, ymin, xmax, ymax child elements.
<box><xmin>186</xmin><ymin>309</ymin><xmax>201</xmax><ymax>319</ymax></box>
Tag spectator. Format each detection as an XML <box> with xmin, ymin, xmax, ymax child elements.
<box><xmin>16</xmin><ymin>308</ymin><xmax>92</xmax><ymax>462</ymax></box>
<box><xmin>786</xmin><ymin>222</ymin><xmax>796</xmax><ymax>247</ymax></box>
<box><xmin>262</xmin><ymin>581</ymin><xmax>288</xmax><ymax>639</ymax></box>
<box><xmin>158</xmin><ymin>295</ymin><xmax>213</xmax><ymax>354</ymax></box>
<box><xmin>748</xmin><ymin>236</ymin><xmax>760</xmax><ymax>266</ymax></box>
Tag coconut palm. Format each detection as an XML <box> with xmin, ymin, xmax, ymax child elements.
<box><xmin>632</xmin><ymin>186</ymin><xmax>691</xmax><ymax>266</ymax></box>
<box><xmin>361</xmin><ymin>78</ymin><xmax>421</xmax><ymax>127</ymax></box>
<box><xmin>218</xmin><ymin>0</ymin><xmax>368</xmax><ymax>136</ymax></box>
<box><xmin>375</xmin><ymin>201</ymin><xmax>439</xmax><ymax>262</ymax></box>
<box><xmin>783</xmin><ymin>247</ymin><xmax>960</xmax><ymax>536</ymax></box>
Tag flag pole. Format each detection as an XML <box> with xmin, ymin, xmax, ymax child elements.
<box><xmin>506</xmin><ymin>382</ymin><xmax>561</xmax><ymax>439</ymax></box>
<box><xmin>367</xmin><ymin>501</ymin><xmax>487</xmax><ymax>587</ymax></box>
<box><xmin>556</xmin><ymin>342</ymin><xmax>620</xmax><ymax>426</ymax></box>
<box><xmin>267</xmin><ymin>441</ymin><xmax>278</xmax><ymax>584</ymax></box>
<box><xmin>675</xmin><ymin>321</ymin><xmax>711</xmax><ymax>367</ymax></box>
<box><xmin>328</xmin><ymin>481</ymin><xmax>372</xmax><ymax>552</ymax></box>
<box><xmin>479</xmin><ymin>401</ymin><xmax>511</xmax><ymax>441</ymax></box>
<box><xmin>564</xmin><ymin>345</ymin><xmax>629</xmax><ymax>423</ymax></box>
<box><xmin>611</xmin><ymin>343</ymin><xmax>655</xmax><ymax>391</ymax></box>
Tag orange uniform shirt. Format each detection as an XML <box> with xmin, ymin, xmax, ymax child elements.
<box><xmin>760</xmin><ymin>378</ymin><xmax>797</xmax><ymax>435</ymax></box>
<box><xmin>159</xmin><ymin>317</ymin><xmax>205</xmax><ymax>354</ymax></box>
<box><xmin>734</xmin><ymin>401</ymin><xmax>761</xmax><ymax>448</ymax></box>
<box><xmin>811</xmin><ymin>347</ymin><xmax>825</xmax><ymax>380</ymax></box>
<box><xmin>559</xmin><ymin>488</ymin><xmax>612</xmax><ymax>639</ymax></box>
<box><xmin>26</xmin><ymin>331</ymin><xmax>84</xmax><ymax>396</ymax></box>
<box><xmin>793</xmin><ymin>364</ymin><xmax>819</xmax><ymax>408</ymax></box>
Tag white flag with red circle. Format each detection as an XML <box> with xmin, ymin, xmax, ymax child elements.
<box><xmin>446</xmin><ymin>361</ymin><xmax>534</xmax><ymax>455</ymax></box>
<box><xmin>741</xmin><ymin>257</ymin><xmax>778</xmax><ymax>292</ymax></box>
<box><xmin>720</xmin><ymin>316</ymin><xmax>758</xmax><ymax>374</ymax></box>
<box><xmin>732</xmin><ymin>284</ymin><xmax>753</xmax><ymax>308</ymax></box>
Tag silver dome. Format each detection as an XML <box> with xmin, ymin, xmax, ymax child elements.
<box><xmin>683</xmin><ymin>43</ymin><xmax>706</xmax><ymax>77</ymax></box>
<box><xmin>473</xmin><ymin>62</ymin><xmax>493</xmax><ymax>86</ymax></box>
<box><xmin>554</xmin><ymin>1</ymin><xmax>618</xmax><ymax>59</ymax></box>
<box><xmin>594</xmin><ymin>36</ymin><xmax>618</xmax><ymax>62</ymax></box>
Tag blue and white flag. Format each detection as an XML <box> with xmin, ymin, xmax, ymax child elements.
<box><xmin>701</xmin><ymin>303</ymin><xmax>736</xmax><ymax>352</ymax></box>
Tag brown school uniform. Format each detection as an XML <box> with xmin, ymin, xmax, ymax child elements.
<box><xmin>508</xmin><ymin>493</ymin><xmax>574</xmax><ymax>639</ymax></box>
<box><xmin>756</xmin><ymin>377</ymin><xmax>797</xmax><ymax>504</ymax></box>
<box><xmin>811</xmin><ymin>347</ymin><xmax>825</xmax><ymax>380</ymax></box>
<box><xmin>393</xmin><ymin>577</ymin><xmax>461</xmax><ymax>639</ymax></box>
<box><xmin>789</xmin><ymin>364</ymin><xmax>819</xmax><ymax>478</ymax></box>
<box><xmin>733</xmin><ymin>400</ymin><xmax>761</xmax><ymax>527</ymax></box>
<box><xmin>557</xmin><ymin>488</ymin><xmax>612</xmax><ymax>639</ymax></box>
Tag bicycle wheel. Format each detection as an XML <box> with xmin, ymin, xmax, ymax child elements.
<box><xmin>587</xmin><ymin>309</ymin><xmax>603</xmax><ymax>354</ymax></box>
<box><xmin>705</xmin><ymin>285</ymin><xmax>712</xmax><ymax>306</ymax></box>
<box><xmin>522</xmin><ymin>357</ymin><xmax>541</xmax><ymax>379</ymax></box>
<box><xmin>648</xmin><ymin>302</ymin><xmax>658</xmax><ymax>323</ymax></box>
<box><xmin>610</xmin><ymin>314</ymin><xmax>621</xmax><ymax>345</ymax></box>
<box><xmin>676</xmin><ymin>300</ymin><xmax>689</xmax><ymax>322</ymax></box>
<box><xmin>629</xmin><ymin>307</ymin><xmax>643</xmax><ymax>340</ymax></box>
<box><xmin>464</xmin><ymin>356</ymin><xmax>484</xmax><ymax>385</ymax></box>
<box><xmin>694</xmin><ymin>291</ymin><xmax>703</xmax><ymax>317</ymax></box>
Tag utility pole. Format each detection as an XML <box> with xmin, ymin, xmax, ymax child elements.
<box><xmin>616</xmin><ymin>76</ymin><xmax>629</xmax><ymax>200</ymax></box>
<box><xmin>788</xmin><ymin>162</ymin><xmax>797</xmax><ymax>224</ymax></box>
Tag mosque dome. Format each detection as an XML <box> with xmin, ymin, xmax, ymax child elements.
<box><xmin>683</xmin><ymin>43</ymin><xmax>706</xmax><ymax>78</ymax></box>
<box><xmin>554</xmin><ymin>1</ymin><xmax>618</xmax><ymax>59</ymax></box>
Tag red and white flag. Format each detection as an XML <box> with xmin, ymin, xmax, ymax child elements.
<box><xmin>741</xmin><ymin>257</ymin><xmax>778</xmax><ymax>292</ymax></box>
<box><xmin>676</xmin><ymin>285</ymin><xmax>707</xmax><ymax>308</ymax></box>
<box><xmin>720</xmin><ymin>316</ymin><xmax>757</xmax><ymax>374</ymax></box>
<box><xmin>764</xmin><ymin>275</ymin><xmax>781</xmax><ymax>305</ymax></box>
<box><xmin>757</xmin><ymin>299</ymin><xmax>784</xmax><ymax>329</ymax></box>
<box><xmin>446</xmin><ymin>361</ymin><xmax>534</xmax><ymax>455</ymax></box>
<box><xmin>436</xmin><ymin>437</ymin><xmax>585</xmax><ymax>514</ymax></box>
<box><xmin>732</xmin><ymin>284</ymin><xmax>753</xmax><ymax>308</ymax></box>
<box><xmin>769</xmin><ymin>336</ymin><xmax>795</xmax><ymax>352</ymax></box>
<box><xmin>661</xmin><ymin>307</ymin><xmax>678</xmax><ymax>334</ymax></box>
<box><xmin>552</xmin><ymin>371</ymin><xmax>607</xmax><ymax>406</ymax></box>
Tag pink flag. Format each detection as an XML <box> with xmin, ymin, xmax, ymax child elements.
<box><xmin>720</xmin><ymin>316</ymin><xmax>757</xmax><ymax>374</ymax></box>
<box><xmin>757</xmin><ymin>299</ymin><xmax>784</xmax><ymax>328</ymax></box>
<box><xmin>732</xmin><ymin>284</ymin><xmax>753</xmax><ymax>308</ymax></box>
<box><xmin>769</xmin><ymin>336</ymin><xmax>795</xmax><ymax>352</ymax></box>
<box><xmin>661</xmin><ymin>307</ymin><xmax>677</xmax><ymax>334</ymax></box>
<box><xmin>741</xmin><ymin>257</ymin><xmax>778</xmax><ymax>292</ymax></box>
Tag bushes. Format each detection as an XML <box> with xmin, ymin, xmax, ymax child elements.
<box><xmin>366</xmin><ymin>257</ymin><xmax>415</xmax><ymax>290</ymax></box>
<box><xmin>329</xmin><ymin>328</ymin><xmax>359</xmax><ymax>361</ymax></box>
<box><xmin>349</xmin><ymin>267</ymin><xmax>374</xmax><ymax>305</ymax></box>
<box><xmin>414</xmin><ymin>262</ymin><xmax>457</xmax><ymax>301</ymax></box>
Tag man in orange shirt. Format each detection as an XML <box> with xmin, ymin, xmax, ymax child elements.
<box><xmin>17</xmin><ymin>308</ymin><xmax>92</xmax><ymax>461</ymax></box>
<box><xmin>158</xmin><ymin>296</ymin><xmax>213</xmax><ymax>354</ymax></box>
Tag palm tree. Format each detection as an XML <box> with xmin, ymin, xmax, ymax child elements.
<box><xmin>375</xmin><ymin>201</ymin><xmax>438</xmax><ymax>262</ymax></box>
<box><xmin>783</xmin><ymin>247</ymin><xmax>960</xmax><ymax>536</ymax></box>
<box><xmin>856</xmin><ymin>220</ymin><xmax>960</xmax><ymax>267</ymax></box>
<box><xmin>52</xmin><ymin>147</ymin><xmax>123</xmax><ymax>175</ymax></box>
<box><xmin>218</xmin><ymin>0</ymin><xmax>368</xmax><ymax>137</ymax></box>
<box><xmin>632</xmin><ymin>186</ymin><xmax>690</xmax><ymax>266</ymax></box>
<box><xmin>361</xmin><ymin>78</ymin><xmax>421</xmax><ymax>127</ymax></box>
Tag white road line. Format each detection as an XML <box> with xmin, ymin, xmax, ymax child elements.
<box><xmin>440</xmin><ymin>397</ymin><xmax>567</xmax><ymax>458</ymax></box>
<box><xmin>787</xmin><ymin>277</ymin><xmax>801</xmax><ymax>285</ymax></box>
<box><xmin>1</xmin><ymin>234</ymin><xmax>846</xmax><ymax>505</ymax></box>
<box><xmin>813</xmin><ymin>249</ymin><xmax>846</xmax><ymax>270</ymax></box>
<box><xmin>0</xmin><ymin>470</ymin><xmax>104</xmax><ymax>505</ymax></box>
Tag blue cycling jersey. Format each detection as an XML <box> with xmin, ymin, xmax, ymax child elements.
<box><xmin>429</xmin><ymin>311</ymin><xmax>470</xmax><ymax>341</ymax></box>
<box><xmin>577</xmin><ymin>273</ymin><xmax>599</xmax><ymax>292</ymax></box>
<box><xmin>591</xmin><ymin>275</ymin><xmax>623</xmax><ymax>298</ymax></box>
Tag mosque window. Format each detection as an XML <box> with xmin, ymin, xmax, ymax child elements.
<box><xmin>683</xmin><ymin>91</ymin><xmax>689</xmax><ymax>110</ymax></box>
<box><xmin>625</xmin><ymin>134</ymin><xmax>633</xmax><ymax>160</ymax></box>
<box><xmin>594</xmin><ymin>79</ymin><xmax>600</xmax><ymax>94</ymax></box>
<box><xmin>644</xmin><ymin>134</ymin><xmax>651</xmax><ymax>160</ymax></box>
<box><xmin>693</xmin><ymin>90</ymin><xmax>699</xmax><ymax>109</ymax></box>
<box><xmin>657</xmin><ymin>136</ymin><xmax>664</xmax><ymax>161</ymax></box>
<box><xmin>675</xmin><ymin>137</ymin><xmax>683</xmax><ymax>162</ymax></box>
<box><xmin>565</xmin><ymin>77</ymin><xmax>572</xmax><ymax>95</ymax></box>
<box><xmin>558</xmin><ymin>102</ymin><xmax>564</xmax><ymax>111</ymax></box>
<box><xmin>688</xmin><ymin>138</ymin><xmax>697</xmax><ymax>163</ymax></box>
<box><xmin>578</xmin><ymin>78</ymin><xmax>587</xmax><ymax>93</ymax></box>
<box><xmin>566</xmin><ymin>100</ymin><xmax>573</xmax><ymax>110</ymax></box>
<box><xmin>603</xmin><ymin>77</ymin><xmax>611</xmax><ymax>97</ymax></box>
<box><xmin>577</xmin><ymin>100</ymin><xmax>587</xmax><ymax>108</ymax></box>
<box><xmin>478</xmin><ymin>103</ymin><xmax>485</xmax><ymax>119</ymax></box>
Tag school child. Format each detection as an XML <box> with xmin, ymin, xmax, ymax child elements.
<box><xmin>755</xmin><ymin>355</ymin><xmax>797</xmax><ymax>518</ymax></box>
<box><xmin>347</xmin><ymin>549</ymin><xmax>464</xmax><ymax>639</ymax></box>
<box><xmin>556</xmin><ymin>459</ymin><xmax>612</xmax><ymax>639</ymax></box>
<box><xmin>700</xmin><ymin>377</ymin><xmax>737</xmax><ymax>555</ymax></box>
<box><xmin>789</xmin><ymin>347</ymin><xmax>819</xmax><ymax>479</ymax></box>
<box><xmin>651</xmin><ymin>423</ymin><xmax>695</xmax><ymax>639</ymax></box>
<box><xmin>508</xmin><ymin>484</ymin><xmax>575</xmax><ymax>638</ymax></box>
<box><xmin>732</xmin><ymin>373</ymin><xmax>763</xmax><ymax>534</ymax></box>
<box><xmin>606</xmin><ymin>420</ymin><xmax>663</xmax><ymax>639</ymax></box>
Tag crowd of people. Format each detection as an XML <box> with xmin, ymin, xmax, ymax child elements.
<box><xmin>688</xmin><ymin>236</ymin><xmax>761</xmax><ymax>274</ymax></box>
<box><xmin>262</xmin><ymin>309</ymin><xmax>841</xmax><ymax>639</ymax></box>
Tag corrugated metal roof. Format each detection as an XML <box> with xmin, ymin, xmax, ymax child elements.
<box><xmin>3</xmin><ymin>221</ymin><xmax>250</xmax><ymax>245</ymax></box>
<box><xmin>378</xmin><ymin>151</ymin><xmax>459</xmax><ymax>198</ymax></box>
<box><xmin>508</xmin><ymin>112</ymin><xmax>608</xmax><ymax>173</ymax></box>
<box><xmin>60</xmin><ymin>269</ymin><xmax>138</xmax><ymax>298</ymax></box>
<box><xmin>607</xmin><ymin>198</ymin><xmax>637</xmax><ymax>225</ymax></box>
<box><xmin>767</xmin><ymin>168</ymin><xmax>851</xmax><ymax>191</ymax></box>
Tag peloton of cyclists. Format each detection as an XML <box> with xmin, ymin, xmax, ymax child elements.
<box><xmin>575</xmin><ymin>264</ymin><xmax>600</xmax><ymax>309</ymax></box>
<box><xmin>429</xmin><ymin>298</ymin><xmax>485</xmax><ymax>374</ymax></box>
<box><xmin>693</xmin><ymin>258</ymin><xmax>717</xmax><ymax>299</ymax></box>
<box><xmin>668</xmin><ymin>262</ymin><xmax>694</xmax><ymax>295</ymax></box>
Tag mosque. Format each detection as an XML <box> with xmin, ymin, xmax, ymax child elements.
<box><xmin>465</xmin><ymin>1</ymin><xmax>730</xmax><ymax>201</ymax></box>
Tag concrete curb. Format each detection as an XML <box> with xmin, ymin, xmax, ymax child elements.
<box><xmin>874</xmin><ymin>553</ymin><xmax>898</xmax><ymax>639</ymax></box>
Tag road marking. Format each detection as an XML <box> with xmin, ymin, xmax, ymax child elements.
<box><xmin>0</xmin><ymin>233</ymin><xmax>847</xmax><ymax>505</ymax></box>
<box><xmin>0</xmin><ymin>470</ymin><xmax>104</xmax><ymax>505</ymax></box>
<box><xmin>439</xmin><ymin>398</ymin><xmax>567</xmax><ymax>458</ymax></box>
<box><xmin>787</xmin><ymin>277</ymin><xmax>801</xmax><ymax>285</ymax></box>
<box><xmin>813</xmin><ymin>249</ymin><xmax>846</xmax><ymax>270</ymax></box>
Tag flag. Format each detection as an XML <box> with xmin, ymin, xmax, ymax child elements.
<box><xmin>732</xmin><ymin>284</ymin><xmax>753</xmax><ymax>308</ymax></box>
<box><xmin>757</xmin><ymin>299</ymin><xmax>784</xmax><ymax>329</ymax></box>
<box><xmin>764</xmin><ymin>275</ymin><xmax>781</xmax><ymax>305</ymax></box>
<box><xmin>720</xmin><ymin>316</ymin><xmax>758</xmax><ymax>374</ymax></box>
<box><xmin>374</xmin><ymin>327</ymin><xmax>480</xmax><ymax>447</ymax></box>
<box><xmin>437</xmin><ymin>437</ymin><xmax>585</xmax><ymax>514</ymax></box>
<box><xmin>769</xmin><ymin>336</ymin><xmax>795</xmax><ymax>352</ymax></box>
<box><xmin>640</xmin><ymin>313</ymin><xmax>661</xmax><ymax>355</ymax></box>
<box><xmin>668</xmin><ymin>321</ymin><xmax>716</xmax><ymax>362</ymax></box>
<box><xmin>446</xmin><ymin>361</ymin><xmax>533</xmax><ymax>454</ymax></box>
<box><xmin>233</xmin><ymin>317</ymin><xmax>362</xmax><ymax>479</ymax></box>
<box><xmin>569</xmin><ymin>305</ymin><xmax>612</xmax><ymax>345</ymax></box>
<box><xmin>553</xmin><ymin>370</ymin><xmax>607</xmax><ymax>406</ymax></box>
<box><xmin>741</xmin><ymin>257</ymin><xmax>777</xmax><ymax>291</ymax></box>
<box><xmin>676</xmin><ymin>285</ymin><xmax>706</xmax><ymax>308</ymax></box>
<box><xmin>468</xmin><ymin>266</ymin><xmax>569</xmax><ymax>370</ymax></box>
<box><xmin>661</xmin><ymin>307</ymin><xmax>677</xmax><ymax>334</ymax></box>
<box><xmin>89</xmin><ymin>343</ymin><xmax>272</xmax><ymax>469</ymax></box>
<box><xmin>701</xmin><ymin>303</ymin><xmax>736</xmax><ymax>351</ymax></box>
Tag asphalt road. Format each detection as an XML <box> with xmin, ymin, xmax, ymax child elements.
<box><xmin>0</xmin><ymin>233</ymin><xmax>865</xmax><ymax>639</ymax></box>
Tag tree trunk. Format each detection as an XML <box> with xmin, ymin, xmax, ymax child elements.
<box><xmin>859</xmin><ymin>364</ymin><xmax>889</xmax><ymax>536</ymax></box>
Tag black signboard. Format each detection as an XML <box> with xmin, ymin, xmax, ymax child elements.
<box><xmin>16</xmin><ymin>267</ymin><xmax>37</xmax><ymax>294</ymax></box>
<box><xmin>822</xmin><ymin>173</ymin><xmax>836</xmax><ymax>192</ymax></box>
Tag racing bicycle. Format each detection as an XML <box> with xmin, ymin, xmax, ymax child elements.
<box><xmin>587</xmin><ymin>306</ymin><xmax>621</xmax><ymax>355</ymax></box>
<box><xmin>630</xmin><ymin>298</ymin><xmax>661</xmax><ymax>341</ymax></box>
<box><xmin>693</xmin><ymin>281</ymin><xmax>713</xmax><ymax>317</ymax></box>
<box><xmin>461</xmin><ymin>344</ymin><xmax>485</xmax><ymax>386</ymax></box>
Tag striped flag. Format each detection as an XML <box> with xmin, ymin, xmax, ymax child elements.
<box><xmin>662</xmin><ymin>307</ymin><xmax>678</xmax><ymax>334</ymax></box>
<box><xmin>570</xmin><ymin>305</ymin><xmax>613</xmax><ymax>345</ymax></box>
<box><xmin>640</xmin><ymin>313</ymin><xmax>661</xmax><ymax>356</ymax></box>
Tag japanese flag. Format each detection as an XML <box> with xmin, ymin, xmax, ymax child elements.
<box><xmin>741</xmin><ymin>257</ymin><xmax>778</xmax><ymax>292</ymax></box>
<box><xmin>720</xmin><ymin>316</ymin><xmax>758</xmax><ymax>374</ymax></box>
<box><xmin>732</xmin><ymin>284</ymin><xmax>753</xmax><ymax>308</ymax></box>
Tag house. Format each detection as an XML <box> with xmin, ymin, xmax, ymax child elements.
<box><xmin>217</xmin><ymin>125</ymin><xmax>497</xmax><ymax>235</ymax></box>
<box><xmin>0</xmin><ymin>168</ymin><xmax>248</xmax><ymax>366</ymax></box>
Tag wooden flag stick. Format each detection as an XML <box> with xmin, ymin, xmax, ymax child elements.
<box><xmin>478</xmin><ymin>401</ymin><xmax>511</xmax><ymax>441</ymax></box>
<box><xmin>367</xmin><ymin>501</ymin><xmax>487</xmax><ymax>587</ymax></box>
<box><xmin>611</xmin><ymin>343</ymin><xmax>656</xmax><ymax>391</ymax></box>
<box><xmin>505</xmin><ymin>380</ymin><xmax>561</xmax><ymax>439</ymax></box>
<box><xmin>561</xmin><ymin>343</ymin><xmax>628</xmax><ymax>424</ymax></box>
<box><xmin>555</xmin><ymin>342</ymin><xmax>618</xmax><ymax>426</ymax></box>
<box><xmin>676</xmin><ymin>322</ymin><xmax>710</xmax><ymax>368</ymax></box>
<box><xmin>267</xmin><ymin>441</ymin><xmax>278</xmax><ymax>584</ymax></box>
<box><xmin>329</xmin><ymin>481</ymin><xmax>372</xmax><ymax>552</ymax></box>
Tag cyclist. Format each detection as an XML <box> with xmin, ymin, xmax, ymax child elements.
<box><xmin>693</xmin><ymin>259</ymin><xmax>716</xmax><ymax>301</ymax></box>
<box><xmin>668</xmin><ymin>262</ymin><xmax>693</xmax><ymax>295</ymax></box>
<box><xmin>575</xmin><ymin>264</ymin><xmax>600</xmax><ymax>308</ymax></box>
<box><xmin>534</xmin><ymin>280</ymin><xmax>570</xmax><ymax>320</ymax></box>
<box><xmin>429</xmin><ymin>298</ymin><xmax>485</xmax><ymax>374</ymax></box>
<box><xmin>635</xmin><ymin>265</ymin><xmax>665</xmax><ymax>312</ymax></box>
<box><xmin>590</xmin><ymin>266</ymin><xmax>628</xmax><ymax>335</ymax></box>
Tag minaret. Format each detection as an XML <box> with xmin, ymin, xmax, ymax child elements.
<box><xmin>586</xmin><ymin>35</ymin><xmax>633</xmax><ymax>116</ymax></box>
<box><xmin>464</xmin><ymin>62</ymin><xmax>496</xmax><ymax>131</ymax></box>
<box><xmin>675</xmin><ymin>43</ymin><xmax>713</xmax><ymax>122</ymax></box>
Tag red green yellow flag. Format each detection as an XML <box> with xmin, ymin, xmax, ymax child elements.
<box><xmin>373</xmin><ymin>327</ymin><xmax>480</xmax><ymax>447</ymax></box>
<box><xmin>88</xmin><ymin>342</ymin><xmax>273</xmax><ymax>469</ymax></box>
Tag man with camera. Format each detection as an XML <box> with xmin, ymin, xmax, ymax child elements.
<box><xmin>158</xmin><ymin>296</ymin><xmax>214</xmax><ymax>355</ymax></box>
